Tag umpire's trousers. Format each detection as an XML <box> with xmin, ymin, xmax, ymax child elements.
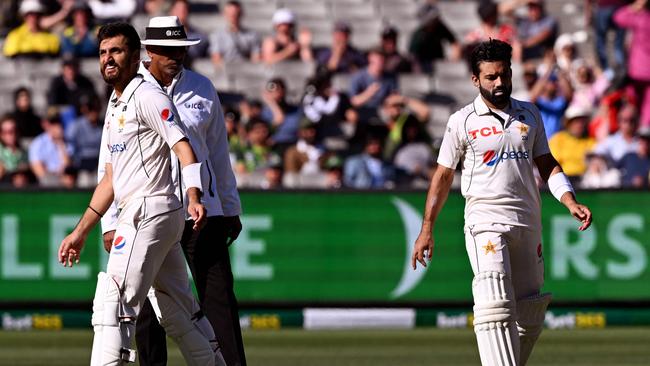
<box><xmin>136</xmin><ymin>216</ymin><xmax>247</xmax><ymax>366</ymax></box>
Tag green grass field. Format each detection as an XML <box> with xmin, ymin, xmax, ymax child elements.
<box><xmin>0</xmin><ymin>327</ymin><xmax>648</xmax><ymax>365</ymax></box>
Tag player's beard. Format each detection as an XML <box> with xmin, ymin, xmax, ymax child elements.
<box><xmin>101</xmin><ymin>61</ymin><xmax>121</xmax><ymax>85</ymax></box>
<box><xmin>479</xmin><ymin>83</ymin><xmax>511</xmax><ymax>109</ymax></box>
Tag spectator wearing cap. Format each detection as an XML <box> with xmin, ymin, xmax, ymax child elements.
<box><xmin>10</xmin><ymin>86</ymin><xmax>42</xmax><ymax>139</ymax></box>
<box><xmin>261</xmin><ymin>77</ymin><xmax>303</xmax><ymax>154</ymax></box>
<box><xmin>3</xmin><ymin>0</ymin><xmax>60</xmax><ymax>58</ymax></box>
<box><xmin>349</xmin><ymin>48</ymin><xmax>398</xmax><ymax>117</ymax></box>
<box><xmin>529</xmin><ymin>53</ymin><xmax>574</xmax><ymax>139</ymax></box>
<box><xmin>261</xmin><ymin>8</ymin><xmax>313</xmax><ymax>64</ymax></box>
<box><xmin>166</xmin><ymin>0</ymin><xmax>208</xmax><ymax>67</ymax></box>
<box><xmin>501</xmin><ymin>0</ymin><xmax>558</xmax><ymax>61</ymax></box>
<box><xmin>316</xmin><ymin>21</ymin><xmax>366</xmax><ymax>74</ymax></box>
<box><xmin>408</xmin><ymin>3</ymin><xmax>460</xmax><ymax>73</ymax></box>
<box><xmin>465</xmin><ymin>0</ymin><xmax>520</xmax><ymax>61</ymax></box>
<box><xmin>614</xmin><ymin>0</ymin><xmax>650</xmax><ymax>129</ymax></box>
<box><xmin>28</xmin><ymin>108</ymin><xmax>72</xmax><ymax>186</ymax></box>
<box><xmin>210</xmin><ymin>0</ymin><xmax>260</xmax><ymax>66</ymax></box>
<box><xmin>322</xmin><ymin>154</ymin><xmax>344</xmax><ymax>189</ymax></box>
<box><xmin>283</xmin><ymin>119</ymin><xmax>325</xmax><ymax>187</ymax></box>
<box><xmin>585</xmin><ymin>0</ymin><xmax>628</xmax><ymax>71</ymax></box>
<box><xmin>580</xmin><ymin>152</ymin><xmax>621</xmax><ymax>189</ymax></box>
<box><xmin>618</xmin><ymin>127</ymin><xmax>650</xmax><ymax>188</ymax></box>
<box><xmin>380</xmin><ymin>27</ymin><xmax>412</xmax><ymax>74</ymax></box>
<box><xmin>548</xmin><ymin>106</ymin><xmax>596</xmax><ymax>179</ymax></box>
<box><xmin>60</xmin><ymin>1</ymin><xmax>99</xmax><ymax>58</ymax></box>
<box><xmin>47</xmin><ymin>57</ymin><xmax>97</xmax><ymax>110</ymax></box>
<box><xmin>344</xmin><ymin>135</ymin><xmax>395</xmax><ymax>189</ymax></box>
<box><xmin>593</xmin><ymin>104</ymin><xmax>641</xmax><ymax>163</ymax></box>
<box><xmin>0</xmin><ymin>115</ymin><xmax>30</xmax><ymax>187</ymax></box>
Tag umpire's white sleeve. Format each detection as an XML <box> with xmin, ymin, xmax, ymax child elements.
<box><xmin>207</xmin><ymin>92</ymin><xmax>242</xmax><ymax>216</ymax></box>
<box><xmin>97</xmin><ymin>125</ymin><xmax>119</xmax><ymax>234</ymax></box>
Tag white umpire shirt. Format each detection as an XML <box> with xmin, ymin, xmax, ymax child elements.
<box><xmin>100</xmin><ymin>75</ymin><xmax>187</xmax><ymax>219</ymax></box>
<box><xmin>138</xmin><ymin>61</ymin><xmax>242</xmax><ymax>219</ymax></box>
<box><xmin>437</xmin><ymin>95</ymin><xmax>551</xmax><ymax>229</ymax></box>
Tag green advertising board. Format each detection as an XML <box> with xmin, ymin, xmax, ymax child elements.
<box><xmin>0</xmin><ymin>190</ymin><xmax>648</xmax><ymax>304</ymax></box>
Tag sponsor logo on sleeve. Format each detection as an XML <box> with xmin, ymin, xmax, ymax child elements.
<box><xmin>113</xmin><ymin>236</ymin><xmax>126</xmax><ymax>250</ymax></box>
<box><xmin>161</xmin><ymin>108</ymin><xmax>176</xmax><ymax>127</ymax></box>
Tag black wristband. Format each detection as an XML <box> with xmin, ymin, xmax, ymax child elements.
<box><xmin>88</xmin><ymin>206</ymin><xmax>103</xmax><ymax>218</ymax></box>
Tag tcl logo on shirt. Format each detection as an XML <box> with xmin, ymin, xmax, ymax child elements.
<box><xmin>468</xmin><ymin>126</ymin><xmax>503</xmax><ymax>139</ymax></box>
<box><xmin>483</xmin><ymin>149</ymin><xmax>529</xmax><ymax>166</ymax></box>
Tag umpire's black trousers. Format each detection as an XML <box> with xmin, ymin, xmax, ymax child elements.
<box><xmin>136</xmin><ymin>216</ymin><xmax>247</xmax><ymax>366</ymax></box>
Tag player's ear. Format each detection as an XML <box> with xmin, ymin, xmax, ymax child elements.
<box><xmin>471</xmin><ymin>74</ymin><xmax>480</xmax><ymax>88</ymax></box>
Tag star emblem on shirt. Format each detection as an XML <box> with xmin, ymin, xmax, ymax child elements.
<box><xmin>518</xmin><ymin>123</ymin><xmax>529</xmax><ymax>134</ymax></box>
<box><xmin>117</xmin><ymin>114</ymin><xmax>126</xmax><ymax>131</ymax></box>
<box><xmin>483</xmin><ymin>240</ymin><xmax>497</xmax><ymax>255</ymax></box>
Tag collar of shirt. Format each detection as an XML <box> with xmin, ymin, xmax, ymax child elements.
<box><xmin>112</xmin><ymin>75</ymin><xmax>144</xmax><ymax>106</ymax></box>
<box><xmin>138</xmin><ymin>61</ymin><xmax>185</xmax><ymax>94</ymax></box>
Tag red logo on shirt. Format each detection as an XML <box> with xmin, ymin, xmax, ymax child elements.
<box><xmin>468</xmin><ymin>126</ymin><xmax>503</xmax><ymax>139</ymax></box>
<box><xmin>161</xmin><ymin>108</ymin><xmax>174</xmax><ymax>122</ymax></box>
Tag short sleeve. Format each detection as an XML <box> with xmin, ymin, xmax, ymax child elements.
<box><xmin>437</xmin><ymin>112</ymin><xmax>465</xmax><ymax>169</ymax></box>
<box><xmin>136</xmin><ymin>88</ymin><xmax>187</xmax><ymax>148</ymax></box>
<box><xmin>531</xmin><ymin>107</ymin><xmax>551</xmax><ymax>158</ymax></box>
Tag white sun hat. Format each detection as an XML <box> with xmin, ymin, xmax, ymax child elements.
<box><xmin>20</xmin><ymin>0</ymin><xmax>45</xmax><ymax>15</ymax></box>
<box><xmin>272</xmin><ymin>8</ymin><xmax>296</xmax><ymax>25</ymax></box>
<box><xmin>141</xmin><ymin>16</ymin><xmax>200</xmax><ymax>46</ymax></box>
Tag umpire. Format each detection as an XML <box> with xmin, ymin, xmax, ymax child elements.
<box><xmin>102</xmin><ymin>16</ymin><xmax>246</xmax><ymax>366</ymax></box>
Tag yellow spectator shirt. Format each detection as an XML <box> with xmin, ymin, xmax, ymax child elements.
<box><xmin>548</xmin><ymin>131</ymin><xmax>596</xmax><ymax>177</ymax></box>
<box><xmin>3</xmin><ymin>24</ymin><xmax>60</xmax><ymax>57</ymax></box>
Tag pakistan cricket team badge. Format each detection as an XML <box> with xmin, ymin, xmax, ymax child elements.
<box><xmin>117</xmin><ymin>114</ymin><xmax>126</xmax><ymax>133</ymax></box>
<box><xmin>518</xmin><ymin>122</ymin><xmax>529</xmax><ymax>141</ymax></box>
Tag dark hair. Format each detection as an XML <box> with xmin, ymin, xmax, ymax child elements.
<box><xmin>13</xmin><ymin>86</ymin><xmax>30</xmax><ymax>101</ymax></box>
<box><xmin>227</xmin><ymin>0</ymin><xmax>242</xmax><ymax>7</ymax></box>
<box><xmin>477</xmin><ymin>1</ymin><xmax>498</xmax><ymax>23</ymax></box>
<box><xmin>97</xmin><ymin>22</ymin><xmax>141</xmax><ymax>53</ymax></box>
<box><xmin>470</xmin><ymin>39</ymin><xmax>512</xmax><ymax>76</ymax></box>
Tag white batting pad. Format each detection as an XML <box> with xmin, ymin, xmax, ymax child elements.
<box><xmin>472</xmin><ymin>271</ymin><xmax>520</xmax><ymax>366</ymax></box>
<box><xmin>517</xmin><ymin>292</ymin><xmax>552</xmax><ymax>365</ymax></box>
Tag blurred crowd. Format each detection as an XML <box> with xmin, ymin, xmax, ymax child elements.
<box><xmin>0</xmin><ymin>0</ymin><xmax>649</xmax><ymax>190</ymax></box>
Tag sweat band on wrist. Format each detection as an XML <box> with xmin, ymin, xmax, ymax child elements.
<box><xmin>182</xmin><ymin>162</ymin><xmax>203</xmax><ymax>192</ymax></box>
<box><xmin>548</xmin><ymin>172</ymin><xmax>574</xmax><ymax>202</ymax></box>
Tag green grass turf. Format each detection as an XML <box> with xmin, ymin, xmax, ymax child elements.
<box><xmin>0</xmin><ymin>327</ymin><xmax>648</xmax><ymax>365</ymax></box>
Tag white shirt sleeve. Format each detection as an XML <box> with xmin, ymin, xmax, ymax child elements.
<box><xmin>531</xmin><ymin>106</ymin><xmax>551</xmax><ymax>158</ymax></box>
<box><xmin>97</xmin><ymin>126</ymin><xmax>118</xmax><ymax>234</ymax></box>
<box><xmin>207</xmin><ymin>91</ymin><xmax>242</xmax><ymax>216</ymax></box>
<box><xmin>136</xmin><ymin>89</ymin><xmax>187</xmax><ymax>149</ymax></box>
<box><xmin>437</xmin><ymin>112</ymin><xmax>466</xmax><ymax>169</ymax></box>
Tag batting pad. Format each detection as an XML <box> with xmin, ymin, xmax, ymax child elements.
<box><xmin>472</xmin><ymin>271</ymin><xmax>519</xmax><ymax>366</ymax></box>
<box><xmin>154</xmin><ymin>290</ymin><xmax>216</xmax><ymax>366</ymax></box>
<box><xmin>90</xmin><ymin>272</ymin><xmax>136</xmax><ymax>365</ymax></box>
<box><xmin>517</xmin><ymin>292</ymin><xmax>552</xmax><ymax>365</ymax></box>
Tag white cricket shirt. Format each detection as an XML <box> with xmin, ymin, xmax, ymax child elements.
<box><xmin>437</xmin><ymin>95</ymin><xmax>551</xmax><ymax>228</ymax></box>
<box><xmin>103</xmin><ymin>75</ymin><xmax>187</xmax><ymax>216</ymax></box>
<box><xmin>138</xmin><ymin>62</ymin><xmax>241</xmax><ymax>218</ymax></box>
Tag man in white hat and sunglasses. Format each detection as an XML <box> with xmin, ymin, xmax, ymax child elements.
<box><xmin>99</xmin><ymin>15</ymin><xmax>246</xmax><ymax>366</ymax></box>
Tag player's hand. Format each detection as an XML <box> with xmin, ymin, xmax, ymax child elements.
<box><xmin>103</xmin><ymin>230</ymin><xmax>115</xmax><ymax>253</ymax></box>
<box><xmin>58</xmin><ymin>230</ymin><xmax>86</xmax><ymax>267</ymax></box>
<box><xmin>568</xmin><ymin>202</ymin><xmax>592</xmax><ymax>231</ymax></box>
<box><xmin>411</xmin><ymin>232</ymin><xmax>434</xmax><ymax>270</ymax></box>
<box><xmin>224</xmin><ymin>215</ymin><xmax>242</xmax><ymax>246</ymax></box>
<box><xmin>188</xmin><ymin>202</ymin><xmax>207</xmax><ymax>231</ymax></box>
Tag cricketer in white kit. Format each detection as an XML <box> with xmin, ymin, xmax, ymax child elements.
<box><xmin>412</xmin><ymin>40</ymin><xmax>593</xmax><ymax>366</ymax></box>
<box><xmin>57</xmin><ymin>22</ymin><xmax>218</xmax><ymax>366</ymax></box>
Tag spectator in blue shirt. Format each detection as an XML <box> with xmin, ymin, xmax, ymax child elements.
<box><xmin>65</xmin><ymin>94</ymin><xmax>102</xmax><ymax>173</ymax></box>
<box><xmin>316</xmin><ymin>21</ymin><xmax>366</xmax><ymax>74</ymax></box>
<box><xmin>349</xmin><ymin>48</ymin><xmax>398</xmax><ymax>120</ymax></box>
<box><xmin>60</xmin><ymin>1</ymin><xmax>98</xmax><ymax>58</ymax></box>
<box><xmin>344</xmin><ymin>135</ymin><xmax>395</xmax><ymax>189</ymax></box>
<box><xmin>28</xmin><ymin>109</ymin><xmax>71</xmax><ymax>186</ymax></box>
<box><xmin>261</xmin><ymin>78</ymin><xmax>302</xmax><ymax>155</ymax></box>
<box><xmin>618</xmin><ymin>129</ymin><xmax>650</xmax><ymax>188</ymax></box>
<box><xmin>529</xmin><ymin>57</ymin><xmax>573</xmax><ymax>139</ymax></box>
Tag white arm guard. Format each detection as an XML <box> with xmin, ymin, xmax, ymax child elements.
<box><xmin>182</xmin><ymin>162</ymin><xmax>203</xmax><ymax>192</ymax></box>
<box><xmin>548</xmin><ymin>172</ymin><xmax>574</xmax><ymax>202</ymax></box>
